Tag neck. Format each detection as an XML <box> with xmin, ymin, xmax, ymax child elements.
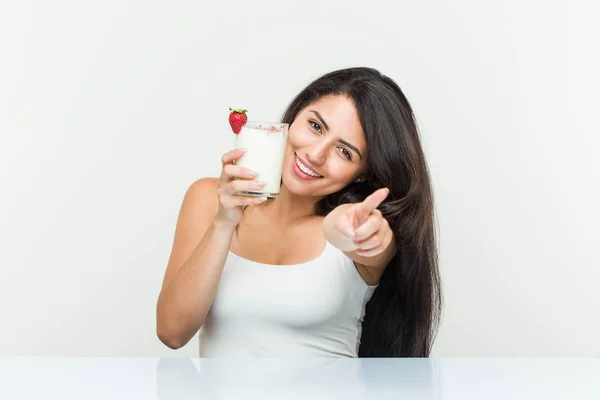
<box><xmin>264</xmin><ymin>184</ymin><xmax>321</xmax><ymax>221</ymax></box>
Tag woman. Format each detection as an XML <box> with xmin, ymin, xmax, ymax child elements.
<box><xmin>156</xmin><ymin>67</ymin><xmax>442</xmax><ymax>357</ymax></box>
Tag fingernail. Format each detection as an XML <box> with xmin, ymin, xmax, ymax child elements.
<box><xmin>238</xmin><ymin>148</ymin><xmax>247</xmax><ymax>153</ymax></box>
<box><xmin>250</xmin><ymin>171</ymin><xmax>259</xmax><ymax>177</ymax></box>
<box><xmin>343</xmin><ymin>228</ymin><xmax>355</xmax><ymax>238</ymax></box>
<box><xmin>258</xmin><ymin>197</ymin><xmax>268</xmax><ymax>202</ymax></box>
<box><xmin>256</xmin><ymin>181</ymin><xmax>267</xmax><ymax>187</ymax></box>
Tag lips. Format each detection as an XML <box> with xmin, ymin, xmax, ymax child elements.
<box><xmin>293</xmin><ymin>153</ymin><xmax>323</xmax><ymax>180</ymax></box>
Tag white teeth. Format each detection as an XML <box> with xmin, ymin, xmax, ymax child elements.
<box><xmin>295</xmin><ymin>156</ymin><xmax>322</xmax><ymax>178</ymax></box>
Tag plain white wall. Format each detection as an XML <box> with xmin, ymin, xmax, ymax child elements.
<box><xmin>1</xmin><ymin>0</ymin><xmax>598</xmax><ymax>357</ymax></box>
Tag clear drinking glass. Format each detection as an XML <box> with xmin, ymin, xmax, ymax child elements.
<box><xmin>234</xmin><ymin>121</ymin><xmax>288</xmax><ymax>198</ymax></box>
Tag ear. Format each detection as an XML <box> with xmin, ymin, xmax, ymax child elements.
<box><xmin>356</xmin><ymin>166</ymin><xmax>374</xmax><ymax>183</ymax></box>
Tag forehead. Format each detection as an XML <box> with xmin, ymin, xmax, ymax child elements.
<box><xmin>303</xmin><ymin>95</ymin><xmax>366</xmax><ymax>149</ymax></box>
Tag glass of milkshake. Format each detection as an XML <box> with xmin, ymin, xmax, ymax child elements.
<box><xmin>234</xmin><ymin>121</ymin><xmax>288</xmax><ymax>198</ymax></box>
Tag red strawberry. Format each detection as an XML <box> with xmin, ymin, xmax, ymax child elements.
<box><xmin>228</xmin><ymin>108</ymin><xmax>248</xmax><ymax>134</ymax></box>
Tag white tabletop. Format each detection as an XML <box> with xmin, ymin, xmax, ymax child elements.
<box><xmin>0</xmin><ymin>357</ymin><xmax>598</xmax><ymax>399</ymax></box>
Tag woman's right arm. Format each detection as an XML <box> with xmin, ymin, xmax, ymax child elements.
<box><xmin>156</xmin><ymin>148</ymin><xmax>267</xmax><ymax>349</ymax></box>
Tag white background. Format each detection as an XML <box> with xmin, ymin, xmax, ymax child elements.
<box><xmin>0</xmin><ymin>0</ymin><xmax>598</xmax><ymax>357</ymax></box>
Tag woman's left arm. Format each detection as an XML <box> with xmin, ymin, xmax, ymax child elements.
<box><xmin>323</xmin><ymin>188</ymin><xmax>397</xmax><ymax>268</ymax></box>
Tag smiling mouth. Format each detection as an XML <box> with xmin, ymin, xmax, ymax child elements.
<box><xmin>294</xmin><ymin>154</ymin><xmax>323</xmax><ymax>178</ymax></box>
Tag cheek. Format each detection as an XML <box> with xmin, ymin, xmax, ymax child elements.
<box><xmin>287</xmin><ymin>127</ymin><xmax>313</xmax><ymax>148</ymax></box>
<box><xmin>326</xmin><ymin>157</ymin><xmax>360</xmax><ymax>181</ymax></box>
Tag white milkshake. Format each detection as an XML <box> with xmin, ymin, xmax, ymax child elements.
<box><xmin>234</xmin><ymin>121</ymin><xmax>288</xmax><ymax>197</ymax></box>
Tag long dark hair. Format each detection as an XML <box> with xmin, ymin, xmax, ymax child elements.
<box><xmin>281</xmin><ymin>67</ymin><xmax>442</xmax><ymax>357</ymax></box>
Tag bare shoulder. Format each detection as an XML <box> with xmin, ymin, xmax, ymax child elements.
<box><xmin>188</xmin><ymin>177</ymin><xmax>219</xmax><ymax>196</ymax></box>
<box><xmin>177</xmin><ymin>177</ymin><xmax>220</xmax><ymax>238</ymax></box>
<box><xmin>161</xmin><ymin>177</ymin><xmax>219</xmax><ymax>286</ymax></box>
<box><xmin>185</xmin><ymin>177</ymin><xmax>219</xmax><ymax>206</ymax></box>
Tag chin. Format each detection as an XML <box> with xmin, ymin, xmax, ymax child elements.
<box><xmin>281</xmin><ymin>171</ymin><xmax>344</xmax><ymax>198</ymax></box>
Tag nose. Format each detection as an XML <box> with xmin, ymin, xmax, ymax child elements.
<box><xmin>306</xmin><ymin>140</ymin><xmax>328</xmax><ymax>166</ymax></box>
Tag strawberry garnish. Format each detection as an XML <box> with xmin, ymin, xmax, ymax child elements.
<box><xmin>228</xmin><ymin>108</ymin><xmax>248</xmax><ymax>134</ymax></box>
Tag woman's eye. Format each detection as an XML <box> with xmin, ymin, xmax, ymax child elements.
<box><xmin>310</xmin><ymin>120</ymin><xmax>322</xmax><ymax>133</ymax></box>
<box><xmin>339</xmin><ymin>147</ymin><xmax>352</xmax><ymax>160</ymax></box>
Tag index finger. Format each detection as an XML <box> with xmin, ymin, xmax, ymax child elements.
<box><xmin>358</xmin><ymin>188</ymin><xmax>389</xmax><ymax>214</ymax></box>
<box><xmin>221</xmin><ymin>148</ymin><xmax>246</xmax><ymax>166</ymax></box>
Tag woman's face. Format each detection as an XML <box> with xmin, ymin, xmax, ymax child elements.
<box><xmin>281</xmin><ymin>94</ymin><xmax>368</xmax><ymax>197</ymax></box>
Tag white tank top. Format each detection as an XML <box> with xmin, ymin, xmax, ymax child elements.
<box><xmin>199</xmin><ymin>240</ymin><xmax>377</xmax><ymax>358</ymax></box>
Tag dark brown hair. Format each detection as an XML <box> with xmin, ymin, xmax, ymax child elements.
<box><xmin>281</xmin><ymin>67</ymin><xmax>442</xmax><ymax>357</ymax></box>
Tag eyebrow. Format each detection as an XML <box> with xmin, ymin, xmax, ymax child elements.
<box><xmin>339</xmin><ymin>139</ymin><xmax>363</xmax><ymax>160</ymax></box>
<box><xmin>309</xmin><ymin>110</ymin><xmax>329</xmax><ymax>131</ymax></box>
<box><xmin>309</xmin><ymin>110</ymin><xmax>364</xmax><ymax>160</ymax></box>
